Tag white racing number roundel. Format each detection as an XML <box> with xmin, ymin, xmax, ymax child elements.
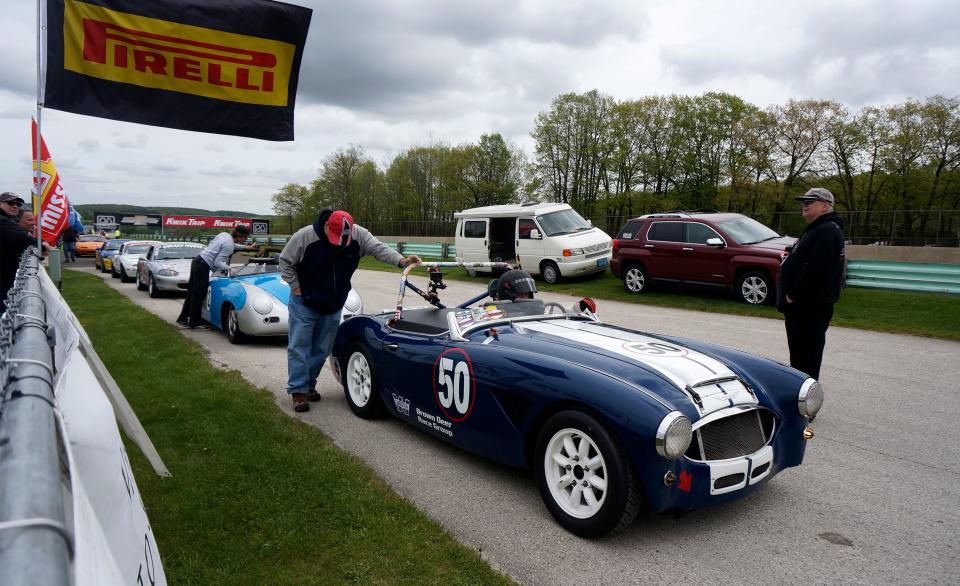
<box><xmin>432</xmin><ymin>348</ymin><xmax>476</xmax><ymax>422</ymax></box>
<box><xmin>622</xmin><ymin>340</ymin><xmax>688</xmax><ymax>357</ymax></box>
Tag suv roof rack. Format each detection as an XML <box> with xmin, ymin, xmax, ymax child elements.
<box><xmin>640</xmin><ymin>209</ymin><xmax>721</xmax><ymax>219</ymax></box>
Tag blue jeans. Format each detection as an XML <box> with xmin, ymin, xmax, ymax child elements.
<box><xmin>287</xmin><ymin>293</ymin><xmax>341</xmax><ymax>395</ymax></box>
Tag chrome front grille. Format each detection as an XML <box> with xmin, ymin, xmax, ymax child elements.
<box><xmin>583</xmin><ymin>242</ymin><xmax>610</xmax><ymax>254</ymax></box>
<box><xmin>685</xmin><ymin>409</ymin><xmax>775</xmax><ymax>462</ymax></box>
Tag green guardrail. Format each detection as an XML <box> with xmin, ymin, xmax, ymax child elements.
<box><xmin>131</xmin><ymin>235</ymin><xmax>458</xmax><ymax>259</ymax></box>
<box><xmin>846</xmin><ymin>260</ymin><xmax>960</xmax><ymax>294</ymax></box>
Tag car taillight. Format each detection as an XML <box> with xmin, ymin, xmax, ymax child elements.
<box><xmin>613</xmin><ymin>239</ymin><xmax>620</xmax><ymax>253</ymax></box>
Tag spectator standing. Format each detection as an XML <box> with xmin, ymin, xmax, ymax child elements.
<box><xmin>61</xmin><ymin>226</ymin><xmax>77</xmax><ymax>263</ymax></box>
<box><xmin>279</xmin><ymin>209</ymin><xmax>420</xmax><ymax>412</ymax></box>
<box><xmin>776</xmin><ymin>187</ymin><xmax>846</xmax><ymax>380</ymax></box>
<box><xmin>176</xmin><ymin>225</ymin><xmax>256</xmax><ymax>329</ymax></box>
<box><xmin>1</xmin><ymin>192</ymin><xmax>34</xmax><ymax>314</ymax></box>
<box><xmin>17</xmin><ymin>209</ymin><xmax>36</xmax><ymax>235</ymax></box>
<box><xmin>114</xmin><ymin>227</ymin><xmax>121</xmax><ymax>238</ymax></box>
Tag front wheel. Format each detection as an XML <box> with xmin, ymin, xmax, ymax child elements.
<box><xmin>535</xmin><ymin>410</ymin><xmax>640</xmax><ymax>537</ymax></box>
<box><xmin>541</xmin><ymin>261</ymin><xmax>561</xmax><ymax>285</ymax></box>
<box><xmin>148</xmin><ymin>276</ymin><xmax>162</xmax><ymax>298</ymax></box>
<box><xmin>111</xmin><ymin>263</ymin><xmax>121</xmax><ymax>279</ymax></box>
<box><xmin>341</xmin><ymin>344</ymin><xmax>385</xmax><ymax>419</ymax></box>
<box><xmin>737</xmin><ymin>271</ymin><xmax>772</xmax><ymax>305</ymax></box>
<box><xmin>136</xmin><ymin>272</ymin><xmax>147</xmax><ymax>291</ymax></box>
<box><xmin>119</xmin><ymin>264</ymin><xmax>132</xmax><ymax>282</ymax></box>
<box><xmin>225</xmin><ymin>305</ymin><xmax>249</xmax><ymax>344</ymax></box>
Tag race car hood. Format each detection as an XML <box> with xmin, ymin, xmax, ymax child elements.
<box><xmin>233</xmin><ymin>273</ymin><xmax>290</xmax><ymax>304</ymax></box>
<box><xmin>151</xmin><ymin>258</ymin><xmax>193</xmax><ymax>273</ymax></box>
<box><xmin>509</xmin><ymin>319</ymin><xmax>758</xmax><ymax>417</ymax></box>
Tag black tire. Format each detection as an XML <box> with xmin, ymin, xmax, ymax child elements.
<box><xmin>136</xmin><ymin>271</ymin><xmax>147</xmax><ymax>291</ymax></box>
<box><xmin>541</xmin><ymin>261</ymin><xmax>561</xmax><ymax>285</ymax></box>
<box><xmin>534</xmin><ymin>410</ymin><xmax>640</xmax><ymax>537</ymax></box>
<box><xmin>111</xmin><ymin>263</ymin><xmax>120</xmax><ymax>278</ymax></box>
<box><xmin>99</xmin><ymin>261</ymin><xmax>108</xmax><ymax>273</ymax></box>
<box><xmin>120</xmin><ymin>265</ymin><xmax>133</xmax><ymax>283</ymax></box>
<box><xmin>737</xmin><ymin>270</ymin><xmax>773</xmax><ymax>305</ymax></box>
<box><xmin>622</xmin><ymin>264</ymin><xmax>647</xmax><ymax>294</ymax></box>
<box><xmin>224</xmin><ymin>305</ymin><xmax>249</xmax><ymax>344</ymax></box>
<box><xmin>148</xmin><ymin>276</ymin><xmax>162</xmax><ymax>298</ymax></box>
<box><xmin>341</xmin><ymin>344</ymin><xmax>385</xmax><ymax>419</ymax></box>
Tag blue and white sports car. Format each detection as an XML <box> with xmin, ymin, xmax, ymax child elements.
<box><xmin>201</xmin><ymin>257</ymin><xmax>290</xmax><ymax>344</ymax></box>
<box><xmin>331</xmin><ymin>262</ymin><xmax>822</xmax><ymax>537</ymax></box>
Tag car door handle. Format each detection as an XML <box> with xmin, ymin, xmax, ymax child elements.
<box><xmin>383</xmin><ymin>343</ymin><xmax>399</xmax><ymax>351</ymax></box>
<box><xmin>682</xmin><ymin>247</ymin><xmax>693</xmax><ymax>252</ymax></box>
<box><xmin>644</xmin><ymin>244</ymin><xmax>655</xmax><ymax>249</ymax></box>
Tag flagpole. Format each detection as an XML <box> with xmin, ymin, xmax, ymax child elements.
<box><xmin>35</xmin><ymin>0</ymin><xmax>44</xmax><ymax>251</ymax></box>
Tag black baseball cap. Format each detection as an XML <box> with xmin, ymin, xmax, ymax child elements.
<box><xmin>0</xmin><ymin>192</ymin><xmax>25</xmax><ymax>205</ymax></box>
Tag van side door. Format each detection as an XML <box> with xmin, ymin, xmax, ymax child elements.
<box><xmin>458</xmin><ymin>219</ymin><xmax>490</xmax><ymax>265</ymax></box>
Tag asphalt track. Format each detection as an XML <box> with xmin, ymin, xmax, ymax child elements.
<box><xmin>70</xmin><ymin>258</ymin><xmax>959</xmax><ymax>585</ymax></box>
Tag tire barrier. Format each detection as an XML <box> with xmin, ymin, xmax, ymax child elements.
<box><xmin>0</xmin><ymin>248</ymin><xmax>167</xmax><ymax>585</ymax></box>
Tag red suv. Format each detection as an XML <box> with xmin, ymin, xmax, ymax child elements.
<box><xmin>610</xmin><ymin>211</ymin><xmax>796</xmax><ymax>304</ymax></box>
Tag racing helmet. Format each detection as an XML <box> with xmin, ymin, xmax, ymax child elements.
<box><xmin>497</xmin><ymin>270</ymin><xmax>537</xmax><ymax>301</ymax></box>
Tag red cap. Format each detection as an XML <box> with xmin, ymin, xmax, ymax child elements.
<box><xmin>326</xmin><ymin>210</ymin><xmax>353</xmax><ymax>246</ymax></box>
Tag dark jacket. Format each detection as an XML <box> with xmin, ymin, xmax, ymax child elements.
<box><xmin>776</xmin><ymin>212</ymin><xmax>845</xmax><ymax>312</ymax></box>
<box><xmin>278</xmin><ymin>210</ymin><xmax>403</xmax><ymax>314</ymax></box>
<box><xmin>1</xmin><ymin>211</ymin><xmax>35</xmax><ymax>306</ymax></box>
<box><xmin>61</xmin><ymin>228</ymin><xmax>77</xmax><ymax>243</ymax></box>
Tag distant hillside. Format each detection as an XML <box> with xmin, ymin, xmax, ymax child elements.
<box><xmin>73</xmin><ymin>203</ymin><xmax>277</xmax><ymax>219</ymax></box>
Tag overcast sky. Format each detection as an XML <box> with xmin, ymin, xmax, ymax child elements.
<box><xmin>0</xmin><ymin>0</ymin><xmax>957</xmax><ymax>216</ymax></box>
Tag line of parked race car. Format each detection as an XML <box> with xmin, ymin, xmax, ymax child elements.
<box><xmin>87</xmin><ymin>240</ymin><xmax>822</xmax><ymax>538</ymax></box>
<box><xmin>94</xmin><ymin>239</ymin><xmax>289</xmax><ymax>343</ymax></box>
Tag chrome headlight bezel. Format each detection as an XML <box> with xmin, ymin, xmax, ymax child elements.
<box><xmin>656</xmin><ymin>411</ymin><xmax>693</xmax><ymax>460</ymax></box>
<box><xmin>798</xmin><ymin>379</ymin><xmax>824</xmax><ymax>419</ymax></box>
<box><xmin>156</xmin><ymin>268</ymin><xmax>177</xmax><ymax>277</ymax></box>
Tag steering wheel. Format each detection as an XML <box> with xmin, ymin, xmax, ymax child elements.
<box><xmin>543</xmin><ymin>301</ymin><xmax>567</xmax><ymax>315</ymax></box>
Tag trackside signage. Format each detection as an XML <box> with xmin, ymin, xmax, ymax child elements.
<box><xmin>162</xmin><ymin>216</ymin><xmax>265</xmax><ymax>229</ymax></box>
<box><xmin>45</xmin><ymin>0</ymin><xmax>313</xmax><ymax>141</ymax></box>
<box><xmin>64</xmin><ymin>1</ymin><xmax>294</xmax><ymax>107</ymax></box>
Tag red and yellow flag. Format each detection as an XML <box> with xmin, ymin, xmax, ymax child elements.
<box><xmin>31</xmin><ymin>119</ymin><xmax>73</xmax><ymax>246</ymax></box>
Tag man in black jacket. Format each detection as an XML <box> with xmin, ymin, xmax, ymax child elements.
<box><xmin>1</xmin><ymin>192</ymin><xmax>35</xmax><ymax>314</ymax></box>
<box><xmin>777</xmin><ymin>187</ymin><xmax>846</xmax><ymax>380</ymax></box>
<box><xmin>279</xmin><ymin>209</ymin><xmax>420</xmax><ymax>412</ymax></box>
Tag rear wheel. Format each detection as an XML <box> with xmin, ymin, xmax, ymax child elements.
<box><xmin>541</xmin><ymin>261</ymin><xmax>561</xmax><ymax>284</ymax></box>
<box><xmin>623</xmin><ymin>264</ymin><xmax>647</xmax><ymax>293</ymax></box>
<box><xmin>535</xmin><ymin>410</ymin><xmax>640</xmax><ymax>537</ymax></box>
<box><xmin>341</xmin><ymin>344</ymin><xmax>385</xmax><ymax>419</ymax></box>
<box><xmin>224</xmin><ymin>305</ymin><xmax>249</xmax><ymax>344</ymax></box>
<box><xmin>737</xmin><ymin>271</ymin><xmax>772</xmax><ymax>305</ymax></box>
<box><xmin>148</xmin><ymin>276</ymin><xmax>162</xmax><ymax>298</ymax></box>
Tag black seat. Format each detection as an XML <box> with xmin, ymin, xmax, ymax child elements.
<box><xmin>392</xmin><ymin>308</ymin><xmax>453</xmax><ymax>335</ymax></box>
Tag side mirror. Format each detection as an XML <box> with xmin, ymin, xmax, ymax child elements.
<box><xmin>529</xmin><ymin>229</ymin><xmax>542</xmax><ymax>240</ymax></box>
<box><xmin>706</xmin><ymin>237</ymin><xmax>725</xmax><ymax>247</ymax></box>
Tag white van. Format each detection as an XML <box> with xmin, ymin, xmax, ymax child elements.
<box><xmin>453</xmin><ymin>203</ymin><xmax>613</xmax><ymax>283</ymax></box>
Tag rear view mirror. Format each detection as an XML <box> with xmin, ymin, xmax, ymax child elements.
<box><xmin>529</xmin><ymin>229</ymin><xmax>542</xmax><ymax>240</ymax></box>
<box><xmin>706</xmin><ymin>237</ymin><xmax>724</xmax><ymax>247</ymax></box>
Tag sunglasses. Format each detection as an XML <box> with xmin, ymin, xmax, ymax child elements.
<box><xmin>799</xmin><ymin>199</ymin><xmax>824</xmax><ymax>206</ymax></box>
<box><xmin>1</xmin><ymin>200</ymin><xmax>24</xmax><ymax>208</ymax></box>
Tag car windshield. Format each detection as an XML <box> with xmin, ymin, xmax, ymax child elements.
<box><xmin>536</xmin><ymin>209</ymin><xmax>592</xmax><ymax>237</ymax></box>
<box><xmin>233</xmin><ymin>262</ymin><xmax>280</xmax><ymax>276</ymax></box>
<box><xmin>104</xmin><ymin>241</ymin><xmax>124</xmax><ymax>250</ymax></box>
<box><xmin>124</xmin><ymin>245</ymin><xmax>151</xmax><ymax>254</ymax></box>
<box><xmin>79</xmin><ymin>235</ymin><xmax>105</xmax><ymax>242</ymax></box>
<box><xmin>716</xmin><ymin>217</ymin><xmax>780</xmax><ymax>244</ymax></box>
<box><xmin>156</xmin><ymin>246</ymin><xmax>201</xmax><ymax>260</ymax></box>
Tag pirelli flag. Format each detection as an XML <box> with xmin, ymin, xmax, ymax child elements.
<box><xmin>43</xmin><ymin>0</ymin><xmax>312</xmax><ymax>141</ymax></box>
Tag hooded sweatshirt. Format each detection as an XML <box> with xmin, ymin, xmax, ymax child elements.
<box><xmin>776</xmin><ymin>211</ymin><xmax>845</xmax><ymax>311</ymax></box>
<box><xmin>279</xmin><ymin>210</ymin><xmax>403</xmax><ymax>314</ymax></box>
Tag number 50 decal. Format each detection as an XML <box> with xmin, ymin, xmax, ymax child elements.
<box><xmin>432</xmin><ymin>348</ymin><xmax>476</xmax><ymax>422</ymax></box>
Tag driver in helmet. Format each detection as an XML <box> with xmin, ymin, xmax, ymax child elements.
<box><xmin>496</xmin><ymin>269</ymin><xmax>537</xmax><ymax>301</ymax></box>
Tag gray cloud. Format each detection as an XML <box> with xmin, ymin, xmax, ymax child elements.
<box><xmin>115</xmin><ymin>134</ymin><xmax>148</xmax><ymax>149</ymax></box>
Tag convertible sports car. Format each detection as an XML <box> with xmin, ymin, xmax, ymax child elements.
<box><xmin>331</xmin><ymin>262</ymin><xmax>822</xmax><ymax>537</ymax></box>
<box><xmin>201</xmin><ymin>257</ymin><xmax>291</xmax><ymax>343</ymax></box>
<box><xmin>75</xmin><ymin>234</ymin><xmax>106</xmax><ymax>256</ymax></box>
<box><xmin>136</xmin><ymin>242</ymin><xmax>204</xmax><ymax>297</ymax></box>
<box><xmin>112</xmin><ymin>240</ymin><xmax>160</xmax><ymax>282</ymax></box>
<box><xmin>96</xmin><ymin>239</ymin><xmax>128</xmax><ymax>272</ymax></box>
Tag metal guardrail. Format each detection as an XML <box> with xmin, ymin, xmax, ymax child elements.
<box><xmin>130</xmin><ymin>234</ymin><xmax>459</xmax><ymax>258</ymax></box>
<box><xmin>846</xmin><ymin>260</ymin><xmax>960</xmax><ymax>294</ymax></box>
<box><xmin>0</xmin><ymin>247</ymin><xmax>72</xmax><ymax>585</ymax></box>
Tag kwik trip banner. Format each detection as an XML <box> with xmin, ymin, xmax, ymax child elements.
<box><xmin>43</xmin><ymin>0</ymin><xmax>313</xmax><ymax>141</ymax></box>
<box><xmin>32</xmin><ymin>118</ymin><xmax>73</xmax><ymax>245</ymax></box>
<box><xmin>163</xmin><ymin>216</ymin><xmax>269</xmax><ymax>232</ymax></box>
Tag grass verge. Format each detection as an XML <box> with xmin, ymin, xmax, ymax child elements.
<box><xmin>360</xmin><ymin>257</ymin><xmax>960</xmax><ymax>341</ymax></box>
<box><xmin>61</xmin><ymin>270</ymin><xmax>515</xmax><ymax>586</ymax></box>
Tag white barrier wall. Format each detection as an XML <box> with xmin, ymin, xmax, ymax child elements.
<box><xmin>39</xmin><ymin>270</ymin><xmax>167</xmax><ymax>585</ymax></box>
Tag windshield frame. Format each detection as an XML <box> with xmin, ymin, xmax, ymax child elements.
<box><xmin>536</xmin><ymin>209</ymin><xmax>593</xmax><ymax>237</ymax></box>
<box><xmin>715</xmin><ymin>217</ymin><xmax>780</xmax><ymax>245</ymax></box>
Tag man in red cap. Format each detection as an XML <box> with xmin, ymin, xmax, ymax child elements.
<box><xmin>279</xmin><ymin>209</ymin><xmax>420</xmax><ymax>412</ymax></box>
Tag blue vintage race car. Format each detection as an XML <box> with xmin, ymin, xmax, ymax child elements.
<box><xmin>331</xmin><ymin>262</ymin><xmax>822</xmax><ymax>537</ymax></box>
<box><xmin>201</xmin><ymin>257</ymin><xmax>290</xmax><ymax>344</ymax></box>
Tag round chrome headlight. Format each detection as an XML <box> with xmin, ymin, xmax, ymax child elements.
<box><xmin>656</xmin><ymin>411</ymin><xmax>692</xmax><ymax>460</ymax></box>
<box><xmin>798</xmin><ymin>379</ymin><xmax>824</xmax><ymax>419</ymax></box>
<box><xmin>251</xmin><ymin>295</ymin><xmax>274</xmax><ymax>315</ymax></box>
